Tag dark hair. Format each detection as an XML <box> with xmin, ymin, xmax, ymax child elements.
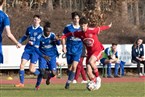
<box><xmin>133</xmin><ymin>37</ymin><xmax>143</xmax><ymax>48</ymax></box>
<box><xmin>79</xmin><ymin>17</ymin><xmax>88</xmax><ymax>25</ymax></box>
<box><xmin>71</xmin><ymin>11</ymin><xmax>81</xmax><ymax>19</ymax></box>
<box><xmin>33</xmin><ymin>14</ymin><xmax>41</xmax><ymax>19</ymax></box>
<box><xmin>44</xmin><ymin>21</ymin><xmax>51</xmax><ymax>32</ymax></box>
<box><xmin>112</xmin><ymin>43</ymin><xmax>117</xmax><ymax>46</ymax></box>
<box><xmin>0</xmin><ymin>0</ymin><xmax>4</xmax><ymax>6</ymax></box>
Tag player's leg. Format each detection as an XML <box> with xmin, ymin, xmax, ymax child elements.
<box><xmin>46</xmin><ymin>56</ymin><xmax>57</xmax><ymax>85</ymax></box>
<box><xmin>73</xmin><ymin>58</ymin><xmax>82</xmax><ymax>83</ymax></box>
<box><xmin>79</xmin><ymin>57</ymin><xmax>87</xmax><ymax>83</ymax></box>
<box><xmin>35</xmin><ymin>57</ymin><xmax>47</xmax><ymax>90</ymax></box>
<box><xmin>29</xmin><ymin>52</ymin><xmax>40</xmax><ymax>75</ymax></box>
<box><xmin>88</xmin><ymin>52</ymin><xmax>102</xmax><ymax>90</ymax></box>
<box><xmin>15</xmin><ymin>52</ymin><xmax>29</xmax><ymax>87</ymax></box>
<box><xmin>65</xmin><ymin>54</ymin><xmax>80</xmax><ymax>89</ymax></box>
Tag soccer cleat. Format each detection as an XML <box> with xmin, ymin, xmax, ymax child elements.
<box><xmin>15</xmin><ymin>83</ymin><xmax>24</xmax><ymax>87</ymax></box>
<box><xmin>65</xmin><ymin>83</ymin><xmax>70</xmax><ymax>89</ymax></box>
<box><xmin>81</xmin><ymin>80</ymin><xmax>87</xmax><ymax>84</ymax></box>
<box><xmin>72</xmin><ymin>80</ymin><xmax>77</xmax><ymax>84</ymax></box>
<box><xmin>46</xmin><ymin>77</ymin><xmax>51</xmax><ymax>85</ymax></box>
<box><xmin>139</xmin><ymin>73</ymin><xmax>143</xmax><ymax>77</ymax></box>
<box><xmin>95</xmin><ymin>76</ymin><xmax>101</xmax><ymax>90</ymax></box>
<box><xmin>35</xmin><ymin>86</ymin><xmax>40</xmax><ymax>90</ymax></box>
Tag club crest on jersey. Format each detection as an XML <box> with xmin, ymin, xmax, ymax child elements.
<box><xmin>88</xmin><ymin>34</ymin><xmax>93</xmax><ymax>37</ymax></box>
<box><xmin>83</xmin><ymin>38</ymin><xmax>94</xmax><ymax>47</ymax></box>
<box><xmin>34</xmin><ymin>32</ymin><xmax>38</xmax><ymax>36</ymax></box>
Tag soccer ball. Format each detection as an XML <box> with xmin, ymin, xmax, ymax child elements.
<box><xmin>86</xmin><ymin>81</ymin><xmax>96</xmax><ymax>91</ymax></box>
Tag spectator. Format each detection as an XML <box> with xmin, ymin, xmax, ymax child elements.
<box><xmin>100</xmin><ymin>43</ymin><xmax>125</xmax><ymax>78</ymax></box>
<box><xmin>131</xmin><ymin>38</ymin><xmax>145</xmax><ymax>77</ymax></box>
<box><xmin>72</xmin><ymin>45</ymin><xmax>87</xmax><ymax>84</ymax></box>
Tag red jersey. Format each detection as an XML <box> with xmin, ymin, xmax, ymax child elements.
<box><xmin>62</xmin><ymin>26</ymin><xmax>110</xmax><ymax>56</ymax></box>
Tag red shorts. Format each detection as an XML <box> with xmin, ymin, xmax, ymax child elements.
<box><xmin>86</xmin><ymin>51</ymin><xmax>102</xmax><ymax>64</ymax></box>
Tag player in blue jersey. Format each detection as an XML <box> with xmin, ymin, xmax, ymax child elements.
<box><xmin>15</xmin><ymin>15</ymin><xmax>43</xmax><ymax>87</ymax></box>
<box><xmin>34</xmin><ymin>21</ymin><xmax>60</xmax><ymax>90</ymax></box>
<box><xmin>62</xmin><ymin>11</ymin><xmax>83</xmax><ymax>89</ymax></box>
<box><xmin>0</xmin><ymin>0</ymin><xmax>21</xmax><ymax>63</ymax></box>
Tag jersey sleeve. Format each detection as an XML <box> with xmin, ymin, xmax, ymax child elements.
<box><xmin>18</xmin><ymin>28</ymin><xmax>30</xmax><ymax>43</ymax></box>
<box><xmin>95</xmin><ymin>26</ymin><xmax>110</xmax><ymax>34</ymax></box>
<box><xmin>62</xmin><ymin>26</ymin><xmax>69</xmax><ymax>35</ymax></box>
<box><xmin>3</xmin><ymin>14</ymin><xmax>10</xmax><ymax>27</ymax></box>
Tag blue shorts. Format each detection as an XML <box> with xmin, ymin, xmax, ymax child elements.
<box><xmin>100</xmin><ymin>58</ymin><xmax>107</xmax><ymax>65</ymax></box>
<box><xmin>39</xmin><ymin>56</ymin><xmax>57</xmax><ymax>71</ymax></box>
<box><xmin>21</xmin><ymin>51</ymin><xmax>39</xmax><ymax>64</ymax></box>
<box><xmin>66</xmin><ymin>53</ymin><xmax>81</xmax><ymax>65</ymax></box>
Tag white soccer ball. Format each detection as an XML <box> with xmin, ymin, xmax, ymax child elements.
<box><xmin>86</xmin><ymin>81</ymin><xmax>96</xmax><ymax>91</ymax></box>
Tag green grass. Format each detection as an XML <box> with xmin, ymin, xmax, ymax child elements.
<box><xmin>0</xmin><ymin>82</ymin><xmax>145</xmax><ymax>97</ymax></box>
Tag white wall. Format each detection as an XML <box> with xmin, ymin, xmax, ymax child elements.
<box><xmin>0</xmin><ymin>44</ymin><xmax>145</xmax><ymax>69</ymax></box>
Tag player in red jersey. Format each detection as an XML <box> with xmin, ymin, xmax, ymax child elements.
<box><xmin>61</xmin><ymin>17</ymin><xmax>112</xmax><ymax>90</ymax></box>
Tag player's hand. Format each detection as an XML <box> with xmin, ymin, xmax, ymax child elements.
<box><xmin>108</xmin><ymin>22</ymin><xmax>112</xmax><ymax>27</ymax></box>
<box><xmin>28</xmin><ymin>41</ymin><xmax>33</xmax><ymax>45</ymax></box>
<box><xmin>16</xmin><ymin>42</ymin><xmax>22</xmax><ymax>48</ymax></box>
<box><xmin>43</xmin><ymin>55</ymin><xmax>50</xmax><ymax>61</ymax></box>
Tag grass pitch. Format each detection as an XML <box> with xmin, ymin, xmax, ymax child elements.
<box><xmin>0</xmin><ymin>82</ymin><xmax>145</xmax><ymax>97</ymax></box>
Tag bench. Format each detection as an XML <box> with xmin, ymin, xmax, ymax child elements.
<box><xmin>100</xmin><ymin>62</ymin><xmax>144</xmax><ymax>77</ymax></box>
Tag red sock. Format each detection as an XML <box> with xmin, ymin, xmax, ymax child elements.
<box><xmin>93</xmin><ymin>69</ymin><xmax>99</xmax><ymax>77</ymax></box>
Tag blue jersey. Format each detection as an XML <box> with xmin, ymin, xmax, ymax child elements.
<box><xmin>19</xmin><ymin>25</ymin><xmax>43</xmax><ymax>52</ymax></box>
<box><xmin>63</xmin><ymin>24</ymin><xmax>83</xmax><ymax>55</ymax></box>
<box><xmin>0</xmin><ymin>10</ymin><xmax>10</xmax><ymax>63</ymax></box>
<box><xmin>35</xmin><ymin>32</ymin><xmax>60</xmax><ymax>57</ymax></box>
<box><xmin>0</xmin><ymin>10</ymin><xmax>10</xmax><ymax>43</ymax></box>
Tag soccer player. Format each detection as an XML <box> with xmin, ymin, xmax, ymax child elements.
<box><xmin>34</xmin><ymin>21</ymin><xmax>61</xmax><ymax>90</ymax></box>
<box><xmin>61</xmin><ymin>17</ymin><xmax>112</xmax><ymax>90</ymax></box>
<box><xmin>15</xmin><ymin>15</ymin><xmax>43</xmax><ymax>87</ymax></box>
<box><xmin>62</xmin><ymin>11</ymin><xmax>83</xmax><ymax>89</ymax></box>
<box><xmin>0</xmin><ymin>0</ymin><xmax>21</xmax><ymax>64</ymax></box>
<box><xmin>72</xmin><ymin>45</ymin><xmax>87</xmax><ymax>84</ymax></box>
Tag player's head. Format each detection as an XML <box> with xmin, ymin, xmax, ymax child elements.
<box><xmin>71</xmin><ymin>11</ymin><xmax>81</xmax><ymax>25</ymax></box>
<box><xmin>111</xmin><ymin>43</ymin><xmax>117</xmax><ymax>51</ymax></box>
<box><xmin>79</xmin><ymin>17</ymin><xmax>88</xmax><ymax>32</ymax></box>
<box><xmin>43</xmin><ymin>21</ymin><xmax>51</xmax><ymax>36</ymax></box>
<box><xmin>33</xmin><ymin>14</ymin><xmax>41</xmax><ymax>27</ymax></box>
<box><xmin>0</xmin><ymin>0</ymin><xmax>5</xmax><ymax>6</ymax></box>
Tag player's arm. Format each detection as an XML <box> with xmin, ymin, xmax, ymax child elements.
<box><xmin>5</xmin><ymin>26</ymin><xmax>22</xmax><ymax>48</ymax></box>
<box><xmin>34</xmin><ymin>40</ymin><xmax>50</xmax><ymax>61</ymax></box>
<box><xmin>96</xmin><ymin>22</ymin><xmax>112</xmax><ymax>34</ymax></box>
<box><xmin>100</xmin><ymin>22</ymin><xmax>112</xmax><ymax>31</ymax></box>
<box><xmin>4</xmin><ymin>16</ymin><xmax>21</xmax><ymax>48</ymax></box>
<box><xmin>54</xmin><ymin>34</ymin><xmax>61</xmax><ymax>45</ymax></box>
<box><xmin>18</xmin><ymin>28</ymin><xmax>29</xmax><ymax>44</ymax></box>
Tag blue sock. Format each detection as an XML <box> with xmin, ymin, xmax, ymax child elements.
<box><xmin>107</xmin><ymin>63</ymin><xmax>111</xmax><ymax>76</ymax></box>
<box><xmin>34</xmin><ymin>69</ymin><xmax>40</xmax><ymax>75</ymax></box>
<box><xmin>36</xmin><ymin>74</ymin><xmax>43</xmax><ymax>87</ymax></box>
<box><xmin>68</xmin><ymin>71</ymin><xmax>75</xmax><ymax>81</ymax></box>
<box><xmin>19</xmin><ymin>70</ymin><xmax>25</xmax><ymax>84</ymax></box>
<box><xmin>114</xmin><ymin>63</ymin><xmax>119</xmax><ymax>76</ymax></box>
